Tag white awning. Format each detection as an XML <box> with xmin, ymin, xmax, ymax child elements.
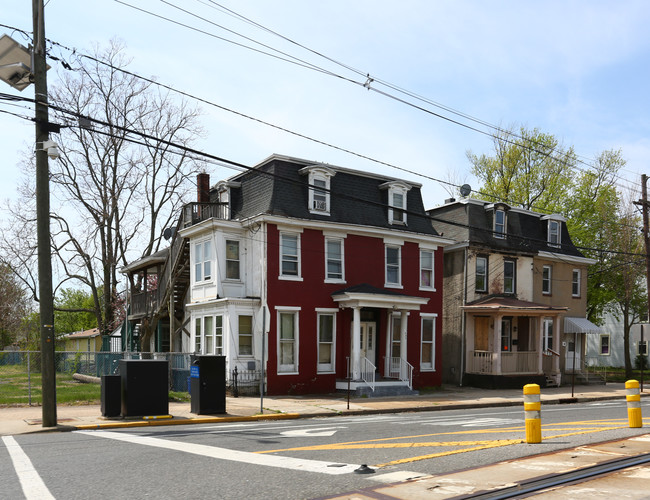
<box><xmin>564</xmin><ymin>317</ymin><xmax>602</xmax><ymax>334</ymax></box>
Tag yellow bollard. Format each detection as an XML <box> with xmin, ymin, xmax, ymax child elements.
<box><xmin>626</xmin><ymin>379</ymin><xmax>643</xmax><ymax>428</ymax></box>
<box><xmin>523</xmin><ymin>383</ymin><xmax>541</xmax><ymax>443</ymax></box>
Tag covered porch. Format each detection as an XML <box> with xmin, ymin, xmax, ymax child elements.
<box><xmin>463</xmin><ymin>296</ymin><xmax>567</xmax><ymax>388</ymax></box>
<box><xmin>332</xmin><ymin>284</ymin><xmax>429</xmax><ymax>394</ymax></box>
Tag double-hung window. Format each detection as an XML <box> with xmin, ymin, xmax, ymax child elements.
<box><xmin>476</xmin><ymin>256</ymin><xmax>487</xmax><ymax>293</ymax></box>
<box><xmin>301</xmin><ymin>165</ymin><xmax>335</xmax><ymax>215</ymax></box>
<box><xmin>381</xmin><ymin>181</ymin><xmax>411</xmax><ymax>225</ymax></box>
<box><xmin>639</xmin><ymin>340</ymin><xmax>648</xmax><ymax>356</ymax></box>
<box><xmin>317</xmin><ymin>310</ymin><xmax>336</xmax><ymax>372</ymax></box>
<box><xmin>277</xmin><ymin>308</ymin><xmax>299</xmax><ymax>373</ymax></box>
<box><xmin>542</xmin><ymin>265</ymin><xmax>552</xmax><ymax>294</ymax></box>
<box><xmin>600</xmin><ymin>334</ymin><xmax>610</xmax><ymax>355</ymax></box>
<box><xmin>385</xmin><ymin>245</ymin><xmax>401</xmax><ymax>286</ymax></box>
<box><xmin>238</xmin><ymin>315</ymin><xmax>253</xmax><ymax>356</ymax></box>
<box><xmin>280</xmin><ymin>233</ymin><xmax>300</xmax><ymax>278</ymax></box>
<box><xmin>572</xmin><ymin>269</ymin><xmax>581</xmax><ymax>297</ymax></box>
<box><xmin>225</xmin><ymin>240</ymin><xmax>240</xmax><ymax>280</ymax></box>
<box><xmin>420</xmin><ymin>249</ymin><xmax>434</xmax><ymax>289</ymax></box>
<box><xmin>325</xmin><ymin>237</ymin><xmax>344</xmax><ymax>282</ymax></box>
<box><xmin>194</xmin><ymin>318</ymin><xmax>202</xmax><ymax>353</ymax></box>
<box><xmin>312</xmin><ymin>178</ymin><xmax>328</xmax><ymax>211</ymax></box>
<box><xmin>194</xmin><ymin>240</ymin><xmax>212</xmax><ymax>282</ymax></box>
<box><xmin>503</xmin><ymin>259</ymin><xmax>515</xmax><ymax>294</ymax></box>
<box><xmin>548</xmin><ymin>220</ymin><xmax>560</xmax><ymax>247</ymax></box>
<box><xmin>420</xmin><ymin>315</ymin><xmax>436</xmax><ymax>371</ymax></box>
<box><xmin>494</xmin><ymin>209</ymin><xmax>506</xmax><ymax>239</ymax></box>
<box><xmin>391</xmin><ymin>192</ymin><xmax>406</xmax><ymax>224</ymax></box>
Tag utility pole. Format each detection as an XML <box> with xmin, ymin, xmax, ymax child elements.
<box><xmin>639</xmin><ymin>174</ymin><xmax>649</xmax><ymax>392</ymax></box>
<box><xmin>33</xmin><ymin>0</ymin><xmax>57</xmax><ymax>426</ymax></box>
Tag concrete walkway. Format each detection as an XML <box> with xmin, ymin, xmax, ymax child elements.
<box><xmin>0</xmin><ymin>383</ymin><xmax>640</xmax><ymax>436</ymax></box>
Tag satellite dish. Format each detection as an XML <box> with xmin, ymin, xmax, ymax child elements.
<box><xmin>460</xmin><ymin>184</ymin><xmax>472</xmax><ymax>197</ymax></box>
<box><xmin>163</xmin><ymin>227</ymin><xmax>176</xmax><ymax>241</ymax></box>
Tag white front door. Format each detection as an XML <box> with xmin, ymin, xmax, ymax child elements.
<box><xmin>360</xmin><ymin>322</ymin><xmax>376</xmax><ymax>365</ymax></box>
<box><xmin>565</xmin><ymin>333</ymin><xmax>582</xmax><ymax>371</ymax></box>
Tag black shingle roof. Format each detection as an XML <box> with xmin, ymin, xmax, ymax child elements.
<box><xmin>428</xmin><ymin>199</ymin><xmax>584</xmax><ymax>258</ymax></box>
<box><xmin>223</xmin><ymin>156</ymin><xmax>439</xmax><ymax>235</ymax></box>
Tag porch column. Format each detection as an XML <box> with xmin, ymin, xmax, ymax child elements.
<box><xmin>351</xmin><ymin>306</ymin><xmax>361</xmax><ymax>380</ymax></box>
<box><xmin>400</xmin><ymin>310</ymin><xmax>408</xmax><ymax>360</ymax></box>
<box><xmin>494</xmin><ymin>314</ymin><xmax>502</xmax><ymax>375</ymax></box>
<box><xmin>537</xmin><ymin>316</ymin><xmax>544</xmax><ymax>373</ymax></box>
<box><xmin>553</xmin><ymin>316</ymin><xmax>561</xmax><ymax>374</ymax></box>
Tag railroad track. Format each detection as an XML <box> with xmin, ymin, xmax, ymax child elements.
<box><xmin>458</xmin><ymin>452</ymin><xmax>650</xmax><ymax>499</ymax></box>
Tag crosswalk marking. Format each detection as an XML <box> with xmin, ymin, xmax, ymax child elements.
<box><xmin>2</xmin><ymin>436</ymin><xmax>55</xmax><ymax>500</ymax></box>
<box><xmin>76</xmin><ymin>430</ymin><xmax>358</xmax><ymax>475</ymax></box>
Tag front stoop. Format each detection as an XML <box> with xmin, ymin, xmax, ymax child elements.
<box><xmin>335</xmin><ymin>379</ymin><xmax>418</xmax><ymax>397</ymax></box>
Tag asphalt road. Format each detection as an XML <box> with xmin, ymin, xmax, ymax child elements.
<box><xmin>2</xmin><ymin>400</ymin><xmax>648</xmax><ymax>500</ymax></box>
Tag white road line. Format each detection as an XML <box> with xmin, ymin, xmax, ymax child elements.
<box><xmin>2</xmin><ymin>436</ymin><xmax>55</xmax><ymax>500</ymax></box>
<box><xmin>75</xmin><ymin>430</ymin><xmax>358</xmax><ymax>475</ymax></box>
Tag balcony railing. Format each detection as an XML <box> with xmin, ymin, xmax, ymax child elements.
<box><xmin>468</xmin><ymin>350</ymin><xmax>540</xmax><ymax>375</ymax></box>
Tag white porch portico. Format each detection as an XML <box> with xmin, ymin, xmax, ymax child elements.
<box><xmin>331</xmin><ymin>284</ymin><xmax>429</xmax><ymax>384</ymax></box>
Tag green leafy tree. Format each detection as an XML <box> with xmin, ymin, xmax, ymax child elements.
<box><xmin>467</xmin><ymin>126</ymin><xmax>577</xmax><ymax>212</ymax></box>
<box><xmin>54</xmin><ymin>288</ymin><xmax>98</xmax><ymax>335</ymax></box>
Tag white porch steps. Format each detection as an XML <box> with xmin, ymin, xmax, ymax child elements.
<box><xmin>335</xmin><ymin>379</ymin><xmax>418</xmax><ymax>397</ymax></box>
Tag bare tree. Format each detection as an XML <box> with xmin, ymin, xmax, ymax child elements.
<box><xmin>2</xmin><ymin>40</ymin><xmax>204</xmax><ymax>338</ymax></box>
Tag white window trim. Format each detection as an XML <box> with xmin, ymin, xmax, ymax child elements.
<box><xmin>193</xmin><ymin>238</ymin><xmax>213</xmax><ymax>284</ymax></box>
<box><xmin>600</xmin><ymin>334</ymin><xmax>610</xmax><ymax>356</ymax></box>
<box><xmin>542</xmin><ymin>265</ymin><xmax>552</xmax><ymax>295</ymax></box>
<box><xmin>237</xmin><ymin>314</ymin><xmax>254</xmax><ymax>358</ymax></box>
<box><xmin>494</xmin><ymin>209</ymin><xmax>506</xmax><ymax>239</ymax></box>
<box><xmin>324</xmin><ymin>236</ymin><xmax>346</xmax><ymax>283</ymax></box>
<box><xmin>300</xmin><ymin>166</ymin><xmax>336</xmax><ymax>215</ymax></box>
<box><xmin>380</xmin><ymin>181</ymin><xmax>411</xmax><ymax>226</ymax></box>
<box><xmin>385</xmin><ymin>244</ymin><xmax>403</xmax><ymax>288</ymax></box>
<box><xmin>279</xmin><ymin>231</ymin><xmax>303</xmax><ymax>281</ymax></box>
<box><xmin>542</xmin><ymin>318</ymin><xmax>554</xmax><ymax>351</ymax></box>
<box><xmin>316</xmin><ymin>308</ymin><xmax>338</xmax><ymax>373</ymax></box>
<box><xmin>419</xmin><ymin>248</ymin><xmax>435</xmax><ymax>291</ymax></box>
<box><xmin>548</xmin><ymin>219</ymin><xmax>561</xmax><ymax>248</ymax></box>
<box><xmin>224</xmin><ymin>238</ymin><xmax>242</xmax><ymax>282</ymax></box>
<box><xmin>420</xmin><ymin>313</ymin><xmax>437</xmax><ymax>371</ymax></box>
<box><xmin>572</xmin><ymin>269</ymin><xmax>581</xmax><ymax>297</ymax></box>
<box><xmin>639</xmin><ymin>340</ymin><xmax>648</xmax><ymax>356</ymax></box>
<box><xmin>276</xmin><ymin>306</ymin><xmax>300</xmax><ymax>374</ymax></box>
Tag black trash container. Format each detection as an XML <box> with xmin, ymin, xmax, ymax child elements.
<box><xmin>119</xmin><ymin>359</ymin><xmax>169</xmax><ymax>417</ymax></box>
<box><xmin>101</xmin><ymin>375</ymin><xmax>121</xmax><ymax>417</ymax></box>
<box><xmin>190</xmin><ymin>355</ymin><xmax>226</xmax><ymax>415</ymax></box>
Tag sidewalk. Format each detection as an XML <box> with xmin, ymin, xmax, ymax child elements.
<box><xmin>0</xmin><ymin>383</ymin><xmax>637</xmax><ymax>436</ymax></box>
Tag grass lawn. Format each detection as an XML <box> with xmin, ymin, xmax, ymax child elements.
<box><xmin>0</xmin><ymin>365</ymin><xmax>190</xmax><ymax>406</ymax></box>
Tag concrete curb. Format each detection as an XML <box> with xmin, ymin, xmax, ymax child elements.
<box><xmin>45</xmin><ymin>393</ymin><xmax>624</xmax><ymax>433</ymax></box>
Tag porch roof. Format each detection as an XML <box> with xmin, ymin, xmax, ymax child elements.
<box><xmin>331</xmin><ymin>283</ymin><xmax>429</xmax><ymax>310</ymax></box>
<box><xmin>462</xmin><ymin>296</ymin><xmax>567</xmax><ymax>314</ymax></box>
<box><xmin>564</xmin><ymin>316</ymin><xmax>602</xmax><ymax>334</ymax></box>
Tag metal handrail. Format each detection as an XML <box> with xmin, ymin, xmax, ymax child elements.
<box><xmin>360</xmin><ymin>356</ymin><xmax>376</xmax><ymax>391</ymax></box>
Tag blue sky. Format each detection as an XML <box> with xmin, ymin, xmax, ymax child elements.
<box><xmin>1</xmin><ymin>0</ymin><xmax>649</xmax><ymax>210</ymax></box>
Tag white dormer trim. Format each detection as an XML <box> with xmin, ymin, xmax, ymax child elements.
<box><xmin>216</xmin><ymin>180</ymin><xmax>241</xmax><ymax>220</ymax></box>
<box><xmin>299</xmin><ymin>165</ymin><xmax>336</xmax><ymax>215</ymax></box>
<box><xmin>380</xmin><ymin>181</ymin><xmax>411</xmax><ymax>226</ymax></box>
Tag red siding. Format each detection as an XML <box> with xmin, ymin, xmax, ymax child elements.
<box><xmin>265</xmin><ymin>224</ymin><xmax>443</xmax><ymax>395</ymax></box>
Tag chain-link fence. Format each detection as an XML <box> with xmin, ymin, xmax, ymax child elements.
<box><xmin>0</xmin><ymin>351</ymin><xmax>262</xmax><ymax>403</ymax></box>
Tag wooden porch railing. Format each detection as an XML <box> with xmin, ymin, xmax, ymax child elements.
<box><xmin>468</xmin><ymin>350</ymin><xmax>540</xmax><ymax>374</ymax></box>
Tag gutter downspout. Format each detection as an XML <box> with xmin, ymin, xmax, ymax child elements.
<box><xmin>460</xmin><ymin>247</ymin><xmax>468</xmax><ymax>387</ymax></box>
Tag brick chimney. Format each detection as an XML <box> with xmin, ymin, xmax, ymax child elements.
<box><xmin>197</xmin><ymin>172</ymin><xmax>210</xmax><ymax>203</ymax></box>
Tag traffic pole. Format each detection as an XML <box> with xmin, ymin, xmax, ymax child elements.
<box><xmin>523</xmin><ymin>384</ymin><xmax>542</xmax><ymax>443</ymax></box>
<box><xmin>625</xmin><ymin>379</ymin><xmax>643</xmax><ymax>428</ymax></box>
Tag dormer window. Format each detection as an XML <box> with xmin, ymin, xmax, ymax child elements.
<box><xmin>380</xmin><ymin>181</ymin><xmax>411</xmax><ymax>225</ymax></box>
<box><xmin>216</xmin><ymin>180</ymin><xmax>241</xmax><ymax>220</ymax></box>
<box><xmin>542</xmin><ymin>214</ymin><xmax>565</xmax><ymax>248</ymax></box>
<box><xmin>299</xmin><ymin>165</ymin><xmax>336</xmax><ymax>215</ymax></box>
<box><xmin>494</xmin><ymin>209</ymin><xmax>506</xmax><ymax>239</ymax></box>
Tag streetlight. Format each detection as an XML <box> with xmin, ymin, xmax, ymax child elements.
<box><xmin>0</xmin><ymin>1</ymin><xmax>57</xmax><ymax>427</ymax></box>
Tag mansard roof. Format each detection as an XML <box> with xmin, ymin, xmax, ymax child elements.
<box><xmin>218</xmin><ymin>154</ymin><xmax>439</xmax><ymax>236</ymax></box>
<box><xmin>427</xmin><ymin>198</ymin><xmax>585</xmax><ymax>258</ymax></box>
